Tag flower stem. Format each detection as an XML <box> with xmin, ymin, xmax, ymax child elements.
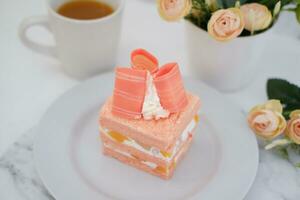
<box><xmin>265</xmin><ymin>138</ymin><xmax>293</xmax><ymax>150</ymax></box>
<box><xmin>283</xmin><ymin>8</ymin><xmax>296</xmax><ymax>12</ymax></box>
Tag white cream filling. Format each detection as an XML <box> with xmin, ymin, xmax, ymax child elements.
<box><xmin>141</xmin><ymin>161</ymin><xmax>158</xmax><ymax>169</ymax></box>
<box><xmin>142</xmin><ymin>72</ymin><xmax>170</xmax><ymax>120</ymax></box>
<box><xmin>103</xmin><ymin>143</ymin><xmax>158</xmax><ymax>169</ymax></box>
<box><xmin>103</xmin><ymin>143</ymin><xmax>133</xmax><ymax>158</ymax></box>
<box><xmin>101</xmin><ymin>118</ymin><xmax>197</xmax><ymax>162</ymax></box>
<box><xmin>171</xmin><ymin>119</ymin><xmax>196</xmax><ymax>160</ymax></box>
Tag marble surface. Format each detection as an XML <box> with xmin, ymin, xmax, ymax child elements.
<box><xmin>0</xmin><ymin>128</ymin><xmax>54</xmax><ymax>200</ymax></box>
<box><xmin>0</xmin><ymin>128</ymin><xmax>299</xmax><ymax>200</ymax></box>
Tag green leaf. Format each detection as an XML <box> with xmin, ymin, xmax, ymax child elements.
<box><xmin>292</xmin><ymin>144</ymin><xmax>300</xmax><ymax>167</ymax></box>
<box><xmin>290</xmin><ymin>143</ymin><xmax>300</xmax><ymax>154</ymax></box>
<box><xmin>296</xmin><ymin>4</ymin><xmax>300</xmax><ymax>24</ymax></box>
<box><xmin>283</xmin><ymin>110</ymin><xmax>292</xmax><ymax>119</ymax></box>
<box><xmin>275</xmin><ymin>146</ymin><xmax>289</xmax><ymax>160</ymax></box>
<box><xmin>283</xmin><ymin>0</ymin><xmax>294</xmax><ymax>6</ymax></box>
<box><xmin>185</xmin><ymin>0</ymin><xmax>212</xmax><ymax>30</ymax></box>
<box><xmin>267</xmin><ymin>79</ymin><xmax>300</xmax><ymax>112</ymax></box>
<box><xmin>295</xmin><ymin>163</ymin><xmax>300</xmax><ymax>168</ymax></box>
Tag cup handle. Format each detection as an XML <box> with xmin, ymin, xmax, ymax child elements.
<box><xmin>18</xmin><ymin>16</ymin><xmax>57</xmax><ymax>58</ymax></box>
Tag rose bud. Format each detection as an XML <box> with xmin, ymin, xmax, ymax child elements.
<box><xmin>240</xmin><ymin>3</ymin><xmax>272</xmax><ymax>33</ymax></box>
<box><xmin>207</xmin><ymin>8</ymin><xmax>245</xmax><ymax>42</ymax></box>
<box><xmin>247</xmin><ymin>100</ymin><xmax>287</xmax><ymax>140</ymax></box>
<box><xmin>285</xmin><ymin>110</ymin><xmax>300</xmax><ymax>144</ymax></box>
<box><xmin>157</xmin><ymin>0</ymin><xmax>192</xmax><ymax>21</ymax></box>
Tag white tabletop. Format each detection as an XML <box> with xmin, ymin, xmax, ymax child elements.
<box><xmin>1</xmin><ymin>0</ymin><xmax>300</xmax><ymax>199</ymax></box>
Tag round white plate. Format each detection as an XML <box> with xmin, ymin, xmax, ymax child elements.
<box><xmin>34</xmin><ymin>73</ymin><xmax>258</xmax><ymax>200</ymax></box>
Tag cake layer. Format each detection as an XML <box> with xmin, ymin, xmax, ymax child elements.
<box><xmin>100</xmin><ymin>117</ymin><xmax>198</xmax><ymax>167</ymax></box>
<box><xmin>99</xmin><ymin>93</ymin><xmax>200</xmax><ymax>152</ymax></box>
<box><xmin>103</xmin><ymin>146</ymin><xmax>173</xmax><ymax>179</ymax></box>
<box><xmin>102</xmin><ymin>130</ymin><xmax>194</xmax><ymax>179</ymax></box>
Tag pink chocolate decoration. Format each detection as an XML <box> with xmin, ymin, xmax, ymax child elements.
<box><xmin>131</xmin><ymin>49</ymin><xmax>159</xmax><ymax>74</ymax></box>
<box><xmin>154</xmin><ymin>63</ymin><xmax>188</xmax><ymax>112</ymax></box>
<box><xmin>112</xmin><ymin>68</ymin><xmax>147</xmax><ymax>119</ymax></box>
<box><xmin>112</xmin><ymin>49</ymin><xmax>188</xmax><ymax>119</ymax></box>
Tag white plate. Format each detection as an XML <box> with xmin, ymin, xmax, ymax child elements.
<box><xmin>34</xmin><ymin>73</ymin><xmax>258</xmax><ymax>200</ymax></box>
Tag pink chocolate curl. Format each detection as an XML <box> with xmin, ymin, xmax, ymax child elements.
<box><xmin>131</xmin><ymin>49</ymin><xmax>159</xmax><ymax>74</ymax></box>
<box><xmin>112</xmin><ymin>68</ymin><xmax>147</xmax><ymax>119</ymax></box>
<box><xmin>154</xmin><ymin>63</ymin><xmax>188</xmax><ymax>112</ymax></box>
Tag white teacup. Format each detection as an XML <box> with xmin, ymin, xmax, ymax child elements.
<box><xmin>19</xmin><ymin>0</ymin><xmax>124</xmax><ymax>79</ymax></box>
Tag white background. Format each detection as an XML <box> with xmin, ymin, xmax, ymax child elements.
<box><xmin>1</xmin><ymin>0</ymin><xmax>300</xmax><ymax>157</ymax></box>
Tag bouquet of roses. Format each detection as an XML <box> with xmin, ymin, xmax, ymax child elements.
<box><xmin>247</xmin><ymin>79</ymin><xmax>300</xmax><ymax>167</ymax></box>
<box><xmin>157</xmin><ymin>0</ymin><xmax>300</xmax><ymax>41</ymax></box>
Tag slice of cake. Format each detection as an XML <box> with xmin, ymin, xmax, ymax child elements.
<box><xmin>99</xmin><ymin>49</ymin><xmax>201</xmax><ymax>179</ymax></box>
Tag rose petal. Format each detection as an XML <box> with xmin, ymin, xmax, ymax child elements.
<box><xmin>290</xmin><ymin>109</ymin><xmax>300</xmax><ymax>119</ymax></box>
<box><xmin>253</xmin><ymin>110</ymin><xmax>279</xmax><ymax>132</ymax></box>
<box><xmin>264</xmin><ymin>100</ymin><xmax>283</xmax><ymax>113</ymax></box>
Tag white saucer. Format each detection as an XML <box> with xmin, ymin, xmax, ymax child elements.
<box><xmin>34</xmin><ymin>73</ymin><xmax>258</xmax><ymax>200</ymax></box>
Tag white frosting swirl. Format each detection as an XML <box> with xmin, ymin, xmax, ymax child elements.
<box><xmin>142</xmin><ymin>72</ymin><xmax>169</xmax><ymax>120</ymax></box>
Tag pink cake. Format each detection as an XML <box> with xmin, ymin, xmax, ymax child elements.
<box><xmin>99</xmin><ymin>49</ymin><xmax>201</xmax><ymax>179</ymax></box>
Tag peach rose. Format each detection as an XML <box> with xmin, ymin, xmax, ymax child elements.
<box><xmin>285</xmin><ymin>110</ymin><xmax>300</xmax><ymax>144</ymax></box>
<box><xmin>157</xmin><ymin>0</ymin><xmax>192</xmax><ymax>21</ymax></box>
<box><xmin>248</xmin><ymin>100</ymin><xmax>287</xmax><ymax>140</ymax></box>
<box><xmin>240</xmin><ymin>3</ymin><xmax>272</xmax><ymax>33</ymax></box>
<box><xmin>207</xmin><ymin>8</ymin><xmax>245</xmax><ymax>42</ymax></box>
